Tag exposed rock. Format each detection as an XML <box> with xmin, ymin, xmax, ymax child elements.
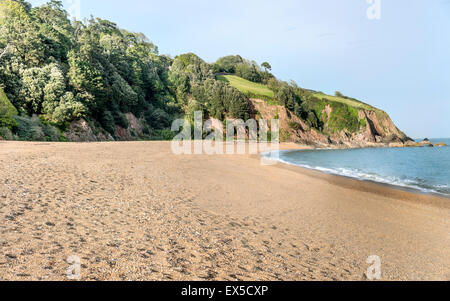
<box><xmin>404</xmin><ymin>139</ymin><xmax>439</xmax><ymax>148</ymax></box>
<box><xmin>65</xmin><ymin>113</ymin><xmax>145</xmax><ymax>142</ymax></box>
<box><xmin>64</xmin><ymin>119</ymin><xmax>97</xmax><ymax>142</ymax></box>
<box><xmin>126</xmin><ymin>113</ymin><xmax>144</xmax><ymax>135</ymax></box>
<box><xmin>323</xmin><ymin>105</ymin><xmax>332</xmax><ymax>119</ymax></box>
<box><xmin>249</xmin><ymin>98</ymin><xmax>412</xmax><ymax>148</ymax></box>
<box><xmin>97</xmin><ymin>132</ymin><xmax>114</xmax><ymax>142</ymax></box>
<box><xmin>404</xmin><ymin>141</ymin><xmax>418</xmax><ymax>147</ymax></box>
<box><xmin>389</xmin><ymin>142</ymin><xmax>405</xmax><ymax>148</ymax></box>
<box><xmin>434</xmin><ymin>143</ymin><xmax>447</xmax><ymax>147</ymax></box>
<box><xmin>417</xmin><ymin>140</ymin><xmax>434</xmax><ymax>147</ymax></box>
<box><xmin>65</xmin><ymin>118</ymin><xmax>114</xmax><ymax>142</ymax></box>
<box><xmin>250</xmin><ymin>99</ymin><xmax>330</xmax><ymax>147</ymax></box>
<box><xmin>114</xmin><ymin>113</ymin><xmax>146</xmax><ymax>141</ymax></box>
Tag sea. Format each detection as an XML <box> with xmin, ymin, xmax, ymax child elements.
<box><xmin>265</xmin><ymin>138</ymin><xmax>450</xmax><ymax>197</ymax></box>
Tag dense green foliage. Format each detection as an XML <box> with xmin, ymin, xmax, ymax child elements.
<box><xmin>300</xmin><ymin>93</ymin><xmax>369</xmax><ymax>134</ymax></box>
<box><xmin>0</xmin><ymin>86</ymin><xmax>17</xmax><ymax>128</ymax></box>
<box><xmin>0</xmin><ymin>1</ymin><xmax>257</xmax><ymax>140</ymax></box>
<box><xmin>169</xmin><ymin>53</ymin><xmax>250</xmax><ymax>121</ymax></box>
<box><xmin>0</xmin><ymin>0</ymin><xmax>178</xmax><ymax>139</ymax></box>
<box><xmin>14</xmin><ymin>115</ymin><xmax>61</xmax><ymax>141</ymax></box>
<box><xmin>213</xmin><ymin>55</ymin><xmax>274</xmax><ymax>84</ymax></box>
<box><xmin>214</xmin><ymin>55</ymin><xmax>244</xmax><ymax>74</ymax></box>
<box><xmin>0</xmin><ymin>0</ymin><xmax>378</xmax><ymax>142</ymax></box>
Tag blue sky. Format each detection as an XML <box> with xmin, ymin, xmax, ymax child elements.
<box><xmin>29</xmin><ymin>0</ymin><xmax>450</xmax><ymax>138</ymax></box>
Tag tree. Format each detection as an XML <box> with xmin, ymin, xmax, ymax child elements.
<box><xmin>276</xmin><ymin>84</ymin><xmax>298</xmax><ymax>112</ymax></box>
<box><xmin>47</xmin><ymin>92</ymin><xmax>86</xmax><ymax>124</ymax></box>
<box><xmin>0</xmin><ymin>1</ymin><xmax>256</xmax><ymax>141</ymax></box>
<box><xmin>235</xmin><ymin>63</ymin><xmax>262</xmax><ymax>83</ymax></box>
<box><xmin>0</xmin><ymin>0</ymin><xmax>46</xmax><ymax>66</ymax></box>
<box><xmin>335</xmin><ymin>91</ymin><xmax>344</xmax><ymax>98</ymax></box>
<box><xmin>33</xmin><ymin>0</ymin><xmax>73</xmax><ymax>62</ymax></box>
<box><xmin>215</xmin><ymin>55</ymin><xmax>244</xmax><ymax>73</ymax></box>
<box><xmin>261</xmin><ymin>62</ymin><xmax>272</xmax><ymax>72</ymax></box>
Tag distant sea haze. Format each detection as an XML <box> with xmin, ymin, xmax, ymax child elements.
<box><xmin>267</xmin><ymin>139</ymin><xmax>450</xmax><ymax>197</ymax></box>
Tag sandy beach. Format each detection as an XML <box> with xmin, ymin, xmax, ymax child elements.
<box><xmin>0</xmin><ymin>141</ymin><xmax>449</xmax><ymax>281</ymax></box>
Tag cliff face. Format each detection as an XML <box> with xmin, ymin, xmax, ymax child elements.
<box><xmin>60</xmin><ymin>97</ymin><xmax>411</xmax><ymax>148</ymax></box>
<box><xmin>64</xmin><ymin>113</ymin><xmax>145</xmax><ymax>142</ymax></box>
<box><xmin>250</xmin><ymin>98</ymin><xmax>412</xmax><ymax>148</ymax></box>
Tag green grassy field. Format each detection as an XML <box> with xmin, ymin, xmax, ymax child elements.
<box><xmin>217</xmin><ymin>75</ymin><xmax>275</xmax><ymax>101</ymax></box>
<box><xmin>312</xmin><ymin>93</ymin><xmax>377</xmax><ymax>111</ymax></box>
<box><xmin>217</xmin><ymin>74</ymin><xmax>380</xmax><ymax>112</ymax></box>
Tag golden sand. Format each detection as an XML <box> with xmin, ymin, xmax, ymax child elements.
<box><xmin>0</xmin><ymin>141</ymin><xmax>448</xmax><ymax>280</ymax></box>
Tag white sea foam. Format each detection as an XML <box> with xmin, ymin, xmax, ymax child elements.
<box><xmin>263</xmin><ymin>151</ymin><xmax>450</xmax><ymax>197</ymax></box>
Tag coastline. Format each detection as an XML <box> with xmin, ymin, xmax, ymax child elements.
<box><xmin>1</xmin><ymin>141</ymin><xmax>449</xmax><ymax>280</ymax></box>
<box><xmin>265</xmin><ymin>153</ymin><xmax>450</xmax><ymax>208</ymax></box>
<box><xmin>265</xmin><ymin>145</ymin><xmax>450</xmax><ymax>201</ymax></box>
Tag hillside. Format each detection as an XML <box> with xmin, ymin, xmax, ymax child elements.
<box><xmin>312</xmin><ymin>92</ymin><xmax>377</xmax><ymax>111</ymax></box>
<box><xmin>219</xmin><ymin>75</ymin><xmax>411</xmax><ymax>147</ymax></box>
<box><xmin>217</xmin><ymin>75</ymin><xmax>276</xmax><ymax>103</ymax></box>
<box><xmin>0</xmin><ymin>0</ymin><xmax>412</xmax><ymax>147</ymax></box>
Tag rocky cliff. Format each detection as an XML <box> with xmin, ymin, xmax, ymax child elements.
<box><xmin>61</xmin><ymin>98</ymin><xmax>412</xmax><ymax>148</ymax></box>
<box><xmin>64</xmin><ymin>113</ymin><xmax>146</xmax><ymax>142</ymax></box>
<box><xmin>250</xmin><ymin>98</ymin><xmax>412</xmax><ymax>148</ymax></box>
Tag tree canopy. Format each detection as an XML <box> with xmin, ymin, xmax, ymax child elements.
<box><xmin>261</xmin><ymin>62</ymin><xmax>272</xmax><ymax>71</ymax></box>
<box><xmin>0</xmin><ymin>0</ymin><xmax>323</xmax><ymax>141</ymax></box>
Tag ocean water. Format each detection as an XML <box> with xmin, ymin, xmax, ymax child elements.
<box><xmin>267</xmin><ymin>138</ymin><xmax>450</xmax><ymax>197</ymax></box>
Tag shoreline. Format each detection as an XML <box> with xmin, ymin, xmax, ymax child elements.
<box><xmin>266</xmin><ymin>156</ymin><xmax>450</xmax><ymax>209</ymax></box>
<box><xmin>1</xmin><ymin>141</ymin><xmax>449</xmax><ymax>280</ymax></box>
<box><xmin>264</xmin><ymin>147</ymin><xmax>450</xmax><ymax>202</ymax></box>
<box><xmin>2</xmin><ymin>140</ymin><xmax>448</xmax><ymax>200</ymax></box>
<box><xmin>2</xmin><ymin>139</ymin><xmax>448</xmax><ymax>200</ymax></box>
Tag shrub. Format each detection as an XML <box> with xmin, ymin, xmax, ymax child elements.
<box><xmin>145</xmin><ymin>107</ymin><xmax>171</xmax><ymax>130</ymax></box>
<box><xmin>215</xmin><ymin>55</ymin><xmax>244</xmax><ymax>73</ymax></box>
<box><xmin>275</xmin><ymin>85</ymin><xmax>297</xmax><ymax>112</ymax></box>
<box><xmin>150</xmin><ymin>129</ymin><xmax>175</xmax><ymax>141</ymax></box>
<box><xmin>15</xmin><ymin>115</ymin><xmax>36</xmax><ymax>140</ymax></box>
<box><xmin>280</xmin><ymin>129</ymin><xmax>291</xmax><ymax>142</ymax></box>
<box><xmin>335</xmin><ymin>91</ymin><xmax>344</xmax><ymax>98</ymax></box>
<box><xmin>327</xmin><ymin>102</ymin><xmax>361</xmax><ymax>133</ymax></box>
<box><xmin>0</xmin><ymin>87</ymin><xmax>18</xmax><ymax>129</ymax></box>
<box><xmin>235</xmin><ymin>63</ymin><xmax>262</xmax><ymax>83</ymax></box>
<box><xmin>0</xmin><ymin>127</ymin><xmax>13</xmax><ymax>140</ymax></box>
<box><xmin>41</xmin><ymin>123</ymin><xmax>59</xmax><ymax>141</ymax></box>
<box><xmin>114</xmin><ymin>112</ymin><xmax>129</xmax><ymax>129</ymax></box>
<box><xmin>29</xmin><ymin>126</ymin><xmax>46</xmax><ymax>141</ymax></box>
<box><xmin>288</xmin><ymin>122</ymin><xmax>300</xmax><ymax>131</ymax></box>
<box><xmin>14</xmin><ymin>115</ymin><xmax>60</xmax><ymax>141</ymax></box>
<box><xmin>100</xmin><ymin>110</ymin><xmax>116</xmax><ymax>135</ymax></box>
<box><xmin>306</xmin><ymin>111</ymin><xmax>321</xmax><ymax>130</ymax></box>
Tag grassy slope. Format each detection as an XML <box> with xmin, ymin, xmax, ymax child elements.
<box><xmin>218</xmin><ymin>74</ymin><xmax>380</xmax><ymax>112</ymax></box>
<box><xmin>312</xmin><ymin>92</ymin><xmax>378</xmax><ymax>111</ymax></box>
<box><xmin>217</xmin><ymin>74</ymin><xmax>392</xmax><ymax>134</ymax></box>
<box><xmin>217</xmin><ymin>75</ymin><xmax>275</xmax><ymax>101</ymax></box>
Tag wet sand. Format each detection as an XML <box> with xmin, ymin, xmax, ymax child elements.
<box><xmin>0</xmin><ymin>141</ymin><xmax>449</xmax><ymax>280</ymax></box>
